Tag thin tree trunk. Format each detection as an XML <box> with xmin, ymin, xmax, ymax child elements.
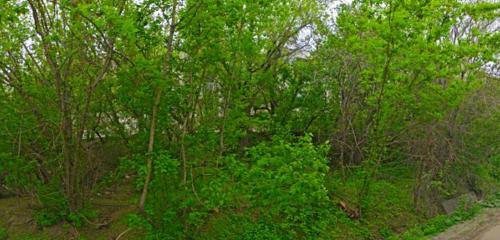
<box><xmin>180</xmin><ymin>116</ymin><xmax>188</xmax><ymax>184</ymax></box>
<box><xmin>139</xmin><ymin>0</ymin><xmax>178</xmax><ymax>211</ymax></box>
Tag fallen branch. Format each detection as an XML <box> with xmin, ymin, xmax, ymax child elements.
<box><xmin>338</xmin><ymin>200</ymin><xmax>360</xmax><ymax>219</ymax></box>
<box><xmin>115</xmin><ymin>228</ymin><xmax>132</xmax><ymax>240</ymax></box>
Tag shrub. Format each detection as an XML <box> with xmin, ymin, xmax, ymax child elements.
<box><xmin>124</xmin><ymin>151</ymin><xmax>184</xmax><ymax>239</ymax></box>
<box><xmin>0</xmin><ymin>227</ymin><xmax>7</xmax><ymax>240</ymax></box>
<box><xmin>245</xmin><ymin>135</ymin><xmax>330</xmax><ymax>238</ymax></box>
<box><xmin>241</xmin><ymin>222</ymin><xmax>281</xmax><ymax>240</ymax></box>
<box><xmin>0</xmin><ymin>153</ymin><xmax>38</xmax><ymax>193</ymax></box>
<box><xmin>34</xmin><ymin>184</ymin><xmax>69</xmax><ymax>227</ymax></box>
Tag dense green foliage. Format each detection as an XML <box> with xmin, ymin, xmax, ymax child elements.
<box><xmin>0</xmin><ymin>0</ymin><xmax>498</xmax><ymax>239</ymax></box>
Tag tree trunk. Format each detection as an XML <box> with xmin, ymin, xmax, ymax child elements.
<box><xmin>139</xmin><ymin>0</ymin><xmax>178</xmax><ymax>211</ymax></box>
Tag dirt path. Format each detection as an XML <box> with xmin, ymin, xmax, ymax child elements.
<box><xmin>433</xmin><ymin>208</ymin><xmax>500</xmax><ymax>240</ymax></box>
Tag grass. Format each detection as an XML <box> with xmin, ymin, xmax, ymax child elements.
<box><xmin>0</xmin><ymin>227</ymin><xmax>7</xmax><ymax>240</ymax></box>
<box><xmin>0</xmin><ymin>180</ymin><xmax>143</xmax><ymax>240</ymax></box>
<box><xmin>393</xmin><ymin>191</ymin><xmax>500</xmax><ymax>240</ymax></box>
<box><xmin>323</xmin><ymin>163</ymin><xmax>420</xmax><ymax>239</ymax></box>
<box><xmin>1</xmin><ymin>161</ymin><xmax>496</xmax><ymax>239</ymax></box>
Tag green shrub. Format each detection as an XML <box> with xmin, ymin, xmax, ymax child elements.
<box><xmin>245</xmin><ymin>135</ymin><xmax>330</xmax><ymax>238</ymax></box>
<box><xmin>124</xmin><ymin>151</ymin><xmax>184</xmax><ymax>239</ymax></box>
<box><xmin>34</xmin><ymin>184</ymin><xmax>69</xmax><ymax>227</ymax></box>
<box><xmin>481</xmin><ymin>191</ymin><xmax>500</xmax><ymax>208</ymax></box>
<box><xmin>0</xmin><ymin>227</ymin><xmax>7</xmax><ymax>240</ymax></box>
<box><xmin>241</xmin><ymin>222</ymin><xmax>281</xmax><ymax>240</ymax></box>
<box><xmin>133</xmin><ymin>135</ymin><xmax>333</xmax><ymax>239</ymax></box>
<box><xmin>0</xmin><ymin>153</ymin><xmax>38</xmax><ymax>193</ymax></box>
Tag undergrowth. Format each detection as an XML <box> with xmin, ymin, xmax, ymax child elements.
<box><xmin>394</xmin><ymin>191</ymin><xmax>500</xmax><ymax>240</ymax></box>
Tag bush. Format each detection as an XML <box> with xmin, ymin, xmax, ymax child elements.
<box><xmin>241</xmin><ymin>222</ymin><xmax>281</xmax><ymax>240</ymax></box>
<box><xmin>245</xmin><ymin>135</ymin><xmax>330</xmax><ymax>238</ymax></box>
<box><xmin>123</xmin><ymin>151</ymin><xmax>184</xmax><ymax>239</ymax></box>
<box><xmin>481</xmin><ymin>191</ymin><xmax>500</xmax><ymax>208</ymax></box>
<box><xmin>0</xmin><ymin>227</ymin><xmax>7</xmax><ymax>240</ymax></box>
<box><xmin>0</xmin><ymin>153</ymin><xmax>38</xmax><ymax>193</ymax></box>
<box><xmin>34</xmin><ymin>184</ymin><xmax>69</xmax><ymax>227</ymax></box>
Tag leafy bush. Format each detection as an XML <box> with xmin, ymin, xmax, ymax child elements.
<box><xmin>0</xmin><ymin>153</ymin><xmax>38</xmax><ymax>193</ymax></box>
<box><xmin>0</xmin><ymin>227</ymin><xmax>7</xmax><ymax>240</ymax></box>
<box><xmin>241</xmin><ymin>222</ymin><xmax>281</xmax><ymax>240</ymax></box>
<box><xmin>123</xmin><ymin>151</ymin><xmax>184</xmax><ymax>239</ymax></box>
<box><xmin>140</xmin><ymin>135</ymin><xmax>333</xmax><ymax>239</ymax></box>
<box><xmin>481</xmin><ymin>191</ymin><xmax>500</xmax><ymax>208</ymax></box>
<box><xmin>34</xmin><ymin>184</ymin><xmax>69</xmax><ymax>227</ymax></box>
<box><xmin>245</xmin><ymin>135</ymin><xmax>330</xmax><ymax>238</ymax></box>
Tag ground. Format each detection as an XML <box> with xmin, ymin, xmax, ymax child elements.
<box><xmin>433</xmin><ymin>208</ymin><xmax>500</xmax><ymax>240</ymax></box>
<box><xmin>0</xmin><ymin>182</ymin><xmax>144</xmax><ymax>240</ymax></box>
<box><xmin>1</xmin><ymin>190</ymin><xmax>499</xmax><ymax>239</ymax></box>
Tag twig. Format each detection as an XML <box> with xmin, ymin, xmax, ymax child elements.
<box><xmin>115</xmin><ymin>228</ymin><xmax>131</xmax><ymax>240</ymax></box>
